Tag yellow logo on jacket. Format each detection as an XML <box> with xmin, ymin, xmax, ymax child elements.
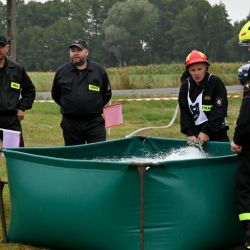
<box><xmin>88</xmin><ymin>84</ymin><xmax>100</xmax><ymax>92</ymax></box>
<box><xmin>11</xmin><ymin>82</ymin><xmax>20</xmax><ymax>89</ymax></box>
<box><xmin>202</xmin><ymin>105</ymin><xmax>212</xmax><ymax>111</ymax></box>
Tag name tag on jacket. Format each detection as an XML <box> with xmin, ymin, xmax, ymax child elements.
<box><xmin>11</xmin><ymin>82</ymin><xmax>20</xmax><ymax>89</ymax></box>
<box><xmin>88</xmin><ymin>84</ymin><xmax>100</xmax><ymax>92</ymax></box>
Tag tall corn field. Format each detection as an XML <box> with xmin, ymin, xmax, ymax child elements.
<box><xmin>30</xmin><ymin>63</ymin><xmax>245</xmax><ymax>92</ymax></box>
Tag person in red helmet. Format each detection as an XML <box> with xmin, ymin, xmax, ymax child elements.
<box><xmin>178</xmin><ymin>50</ymin><xmax>229</xmax><ymax>145</ymax></box>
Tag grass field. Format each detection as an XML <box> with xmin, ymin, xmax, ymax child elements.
<box><xmin>0</xmin><ymin>93</ymin><xmax>244</xmax><ymax>249</ymax></box>
<box><xmin>28</xmin><ymin>62</ymin><xmax>243</xmax><ymax>92</ymax></box>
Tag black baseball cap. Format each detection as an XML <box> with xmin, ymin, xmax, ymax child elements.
<box><xmin>0</xmin><ymin>35</ymin><xmax>8</xmax><ymax>45</ymax></box>
<box><xmin>69</xmin><ymin>39</ymin><xmax>88</xmax><ymax>50</ymax></box>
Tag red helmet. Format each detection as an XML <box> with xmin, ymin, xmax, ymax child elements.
<box><xmin>185</xmin><ymin>50</ymin><xmax>209</xmax><ymax>67</ymax></box>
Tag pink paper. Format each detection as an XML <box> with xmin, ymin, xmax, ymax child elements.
<box><xmin>103</xmin><ymin>104</ymin><xmax>123</xmax><ymax>128</ymax></box>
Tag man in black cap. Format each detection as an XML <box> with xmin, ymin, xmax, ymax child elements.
<box><xmin>51</xmin><ymin>39</ymin><xmax>112</xmax><ymax>145</ymax></box>
<box><xmin>0</xmin><ymin>35</ymin><xmax>35</xmax><ymax>147</ymax></box>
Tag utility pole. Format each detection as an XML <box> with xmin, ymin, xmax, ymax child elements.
<box><xmin>7</xmin><ymin>0</ymin><xmax>16</xmax><ymax>62</ymax></box>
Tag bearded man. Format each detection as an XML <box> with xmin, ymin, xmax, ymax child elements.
<box><xmin>52</xmin><ymin>39</ymin><xmax>112</xmax><ymax>146</ymax></box>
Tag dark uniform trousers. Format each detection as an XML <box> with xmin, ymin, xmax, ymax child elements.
<box><xmin>0</xmin><ymin>114</ymin><xmax>24</xmax><ymax>147</ymax></box>
<box><xmin>235</xmin><ymin>146</ymin><xmax>250</xmax><ymax>217</ymax></box>
<box><xmin>61</xmin><ymin>115</ymin><xmax>106</xmax><ymax>146</ymax></box>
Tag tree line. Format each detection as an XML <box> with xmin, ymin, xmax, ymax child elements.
<box><xmin>0</xmin><ymin>0</ymin><xmax>249</xmax><ymax>71</ymax></box>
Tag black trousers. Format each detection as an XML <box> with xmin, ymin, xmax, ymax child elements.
<box><xmin>235</xmin><ymin>146</ymin><xmax>250</xmax><ymax>220</ymax></box>
<box><xmin>60</xmin><ymin>115</ymin><xmax>106</xmax><ymax>146</ymax></box>
<box><xmin>0</xmin><ymin>113</ymin><xmax>24</xmax><ymax>147</ymax></box>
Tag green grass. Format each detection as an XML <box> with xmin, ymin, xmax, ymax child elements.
<box><xmin>0</xmin><ymin>95</ymin><xmax>242</xmax><ymax>249</ymax></box>
<box><xmin>28</xmin><ymin>72</ymin><xmax>54</xmax><ymax>92</ymax></box>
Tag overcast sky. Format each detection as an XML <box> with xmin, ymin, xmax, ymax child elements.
<box><xmin>207</xmin><ymin>0</ymin><xmax>249</xmax><ymax>23</ymax></box>
<box><xmin>0</xmin><ymin>0</ymin><xmax>249</xmax><ymax>23</ymax></box>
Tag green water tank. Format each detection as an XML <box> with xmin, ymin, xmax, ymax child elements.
<box><xmin>3</xmin><ymin>136</ymin><xmax>243</xmax><ymax>250</ymax></box>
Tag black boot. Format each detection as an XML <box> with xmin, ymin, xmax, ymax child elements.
<box><xmin>244</xmin><ymin>229</ymin><xmax>250</xmax><ymax>249</ymax></box>
<box><xmin>244</xmin><ymin>220</ymin><xmax>250</xmax><ymax>250</ymax></box>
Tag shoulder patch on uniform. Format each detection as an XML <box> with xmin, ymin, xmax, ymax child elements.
<box><xmin>244</xmin><ymin>82</ymin><xmax>250</xmax><ymax>93</ymax></box>
<box><xmin>215</xmin><ymin>98</ymin><xmax>222</xmax><ymax>107</ymax></box>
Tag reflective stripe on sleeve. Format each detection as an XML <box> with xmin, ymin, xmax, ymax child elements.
<box><xmin>239</xmin><ymin>213</ymin><xmax>250</xmax><ymax>221</ymax></box>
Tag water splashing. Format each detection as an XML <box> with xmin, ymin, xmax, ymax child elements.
<box><xmin>95</xmin><ymin>146</ymin><xmax>208</xmax><ymax>163</ymax></box>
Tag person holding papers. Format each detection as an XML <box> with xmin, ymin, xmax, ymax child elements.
<box><xmin>0</xmin><ymin>35</ymin><xmax>35</xmax><ymax>147</ymax></box>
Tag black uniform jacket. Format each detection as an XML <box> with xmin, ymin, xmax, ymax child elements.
<box><xmin>51</xmin><ymin>60</ymin><xmax>112</xmax><ymax>119</ymax></box>
<box><xmin>0</xmin><ymin>58</ymin><xmax>35</xmax><ymax>115</ymax></box>
<box><xmin>233</xmin><ymin>88</ymin><xmax>250</xmax><ymax>146</ymax></box>
<box><xmin>178</xmin><ymin>72</ymin><xmax>228</xmax><ymax>137</ymax></box>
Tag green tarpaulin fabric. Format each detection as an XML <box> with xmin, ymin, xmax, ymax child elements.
<box><xmin>3</xmin><ymin>136</ymin><xmax>243</xmax><ymax>250</ymax></box>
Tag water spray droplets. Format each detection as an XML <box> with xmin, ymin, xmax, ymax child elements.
<box><xmin>95</xmin><ymin>146</ymin><xmax>208</xmax><ymax>163</ymax></box>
